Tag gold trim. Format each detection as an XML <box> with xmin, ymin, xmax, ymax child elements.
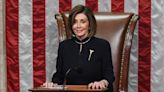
<box><xmin>119</xmin><ymin>14</ymin><xmax>138</xmax><ymax>91</ymax></box>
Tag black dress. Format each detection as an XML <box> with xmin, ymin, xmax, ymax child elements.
<box><xmin>52</xmin><ymin>36</ymin><xmax>115</xmax><ymax>92</ymax></box>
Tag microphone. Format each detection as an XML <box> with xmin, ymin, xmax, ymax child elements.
<box><xmin>63</xmin><ymin>68</ymin><xmax>71</xmax><ymax>90</ymax></box>
<box><xmin>62</xmin><ymin>66</ymin><xmax>81</xmax><ymax>91</ymax></box>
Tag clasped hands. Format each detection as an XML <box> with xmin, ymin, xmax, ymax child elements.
<box><xmin>42</xmin><ymin>79</ymin><xmax>108</xmax><ymax>89</ymax></box>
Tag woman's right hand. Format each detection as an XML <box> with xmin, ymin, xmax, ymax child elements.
<box><xmin>42</xmin><ymin>82</ymin><xmax>58</xmax><ymax>87</ymax></box>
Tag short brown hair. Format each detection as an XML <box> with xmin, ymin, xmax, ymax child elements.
<box><xmin>68</xmin><ymin>5</ymin><xmax>97</xmax><ymax>38</ymax></box>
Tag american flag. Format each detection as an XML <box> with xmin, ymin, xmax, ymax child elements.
<box><xmin>1</xmin><ymin>0</ymin><xmax>164</xmax><ymax>92</ymax></box>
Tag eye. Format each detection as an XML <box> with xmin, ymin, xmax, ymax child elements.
<box><xmin>81</xmin><ymin>19</ymin><xmax>88</xmax><ymax>23</ymax></box>
<box><xmin>81</xmin><ymin>20</ymin><xmax>86</xmax><ymax>23</ymax></box>
<box><xmin>73</xmin><ymin>20</ymin><xmax>77</xmax><ymax>24</ymax></box>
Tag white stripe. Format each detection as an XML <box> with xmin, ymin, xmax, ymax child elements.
<box><xmin>46</xmin><ymin>0</ymin><xmax>59</xmax><ymax>82</ymax></box>
<box><xmin>151</xmin><ymin>0</ymin><xmax>164</xmax><ymax>92</ymax></box>
<box><xmin>124</xmin><ymin>0</ymin><xmax>138</xmax><ymax>14</ymax></box>
<box><xmin>72</xmin><ymin>0</ymin><xmax>85</xmax><ymax>8</ymax></box>
<box><xmin>98</xmin><ymin>0</ymin><xmax>111</xmax><ymax>12</ymax></box>
<box><xmin>19</xmin><ymin>0</ymin><xmax>33</xmax><ymax>92</ymax></box>
<box><xmin>0</xmin><ymin>0</ymin><xmax>6</xmax><ymax>91</ymax></box>
<box><xmin>124</xmin><ymin>1</ymin><xmax>138</xmax><ymax>92</ymax></box>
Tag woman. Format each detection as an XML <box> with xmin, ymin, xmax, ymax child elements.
<box><xmin>43</xmin><ymin>5</ymin><xmax>115</xmax><ymax>91</ymax></box>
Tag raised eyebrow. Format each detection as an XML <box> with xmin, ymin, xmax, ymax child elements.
<box><xmin>73</xmin><ymin>19</ymin><xmax>87</xmax><ymax>23</ymax></box>
<box><xmin>75</xmin><ymin>17</ymin><xmax>88</xmax><ymax>21</ymax></box>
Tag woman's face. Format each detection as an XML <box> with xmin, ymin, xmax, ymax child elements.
<box><xmin>72</xmin><ymin>13</ymin><xmax>89</xmax><ymax>40</ymax></box>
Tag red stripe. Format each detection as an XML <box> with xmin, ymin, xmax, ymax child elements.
<box><xmin>6</xmin><ymin>0</ymin><xmax>20</xmax><ymax>92</ymax></box>
<box><xmin>33</xmin><ymin>0</ymin><xmax>46</xmax><ymax>87</ymax></box>
<box><xmin>85</xmin><ymin>0</ymin><xmax>98</xmax><ymax>12</ymax></box>
<box><xmin>138</xmin><ymin>0</ymin><xmax>151</xmax><ymax>92</ymax></box>
<box><xmin>59</xmin><ymin>0</ymin><xmax>72</xmax><ymax>12</ymax></box>
<box><xmin>111</xmin><ymin>0</ymin><xmax>124</xmax><ymax>12</ymax></box>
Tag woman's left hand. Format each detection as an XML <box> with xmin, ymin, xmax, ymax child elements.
<box><xmin>88</xmin><ymin>79</ymin><xmax>108</xmax><ymax>89</ymax></box>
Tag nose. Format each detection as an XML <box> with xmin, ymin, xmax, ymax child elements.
<box><xmin>76</xmin><ymin>22</ymin><xmax>81</xmax><ymax>27</ymax></box>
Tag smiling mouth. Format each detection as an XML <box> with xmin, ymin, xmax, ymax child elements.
<box><xmin>76</xmin><ymin>30</ymin><xmax>83</xmax><ymax>33</ymax></box>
